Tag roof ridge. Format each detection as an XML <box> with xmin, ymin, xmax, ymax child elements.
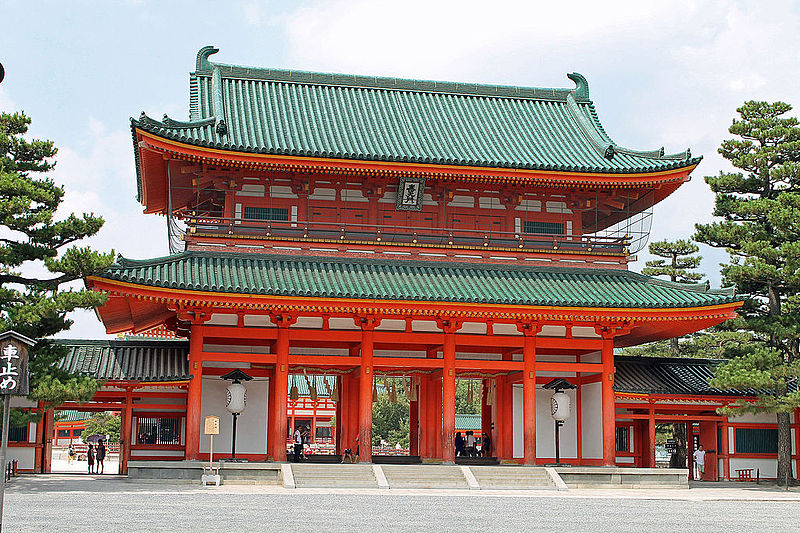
<box><xmin>192</xmin><ymin>45</ymin><xmax>588</xmax><ymax>103</ymax></box>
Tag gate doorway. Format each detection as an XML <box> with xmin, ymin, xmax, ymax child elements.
<box><xmin>50</xmin><ymin>410</ymin><xmax>122</xmax><ymax>475</ymax></box>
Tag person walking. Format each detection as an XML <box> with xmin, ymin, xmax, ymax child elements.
<box><xmin>68</xmin><ymin>444</ymin><xmax>75</xmax><ymax>465</ymax></box>
<box><xmin>96</xmin><ymin>441</ymin><xmax>107</xmax><ymax>474</ymax></box>
<box><xmin>293</xmin><ymin>426</ymin><xmax>303</xmax><ymax>462</ymax></box>
<box><xmin>693</xmin><ymin>444</ymin><xmax>706</xmax><ymax>480</ymax></box>
<box><xmin>455</xmin><ymin>432</ymin><xmax>464</xmax><ymax>457</ymax></box>
<box><xmin>481</xmin><ymin>432</ymin><xmax>492</xmax><ymax>457</ymax></box>
<box><xmin>87</xmin><ymin>444</ymin><xmax>95</xmax><ymax>474</ymax></box>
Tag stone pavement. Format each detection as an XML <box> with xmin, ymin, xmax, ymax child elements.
<box><xmin>4</xmin><ymin>475</ymin><xmax>800</xmax><ymax>532</ymax></box>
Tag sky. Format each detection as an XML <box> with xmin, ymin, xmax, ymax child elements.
<box><xmin>1</xmin><ymin>0</ymin><xmax>799</xmax><ymax>339</ymax></box>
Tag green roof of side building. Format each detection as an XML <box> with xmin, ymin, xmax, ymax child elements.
<box><xmin>56</xmin><ymin>339</ymin><xmax>191</xmax><ymax>382</ymax></box>
<box><xmin>132</xmin><ymin>46</ymin><xmax>699</xmax><ymax>199</ymax></box>
<box><xmin>97</xmin><ymin>251</ymin><xmax>735</xmax><ymax>309</ymax></box>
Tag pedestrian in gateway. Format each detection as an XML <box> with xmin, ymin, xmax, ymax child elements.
<box><xmin>68</xmin><ymin>444</ymin><xmax>75</xmax><ymax>465</ymax></box>
<box><xmin>87</xmin><ymin>444</ymin><xmax>95</xmax><ymax>474</ymax></box>
<box><xmin>293</xmin><ymin>426</ymin><xmax>303</xmax><ymax>462</ymax></box>
<box><xmin>96</xmin><ymin>440</ymin><xmax>107</xmax><ymax>474</ymax></box>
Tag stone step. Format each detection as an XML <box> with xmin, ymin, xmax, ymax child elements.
<box><xmin>290</xmin><ymin>464</ymin><xmax>378</xmax><ymax>488</ymax></box>
<box><xmin>382</xmin><ymin>465</ymin><xmax>469</xmax><ymax>489</ymax></box>
<box><xmin>470</xmin><ymin>466</ymin><xmax>554</xmax><ymax>490</ymax></box>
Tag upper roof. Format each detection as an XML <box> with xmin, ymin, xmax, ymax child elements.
<box><xmin>132</xmin><ymin>46</ymin><xmax>699</xmax><ymax>185</ymax></box>
<box><xmin>94</xmin><ymin>251</ymin><xmax>735</xmax><ymax>309</ymax></box>
<box><xmin>55</xmin><ymin>339</ymin><xmax>190</xmax><ymax>382</ymax></box>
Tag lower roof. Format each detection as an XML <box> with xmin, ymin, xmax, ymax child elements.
<box><xmin>56</xmin><ymin>339</ymin><xmax>191</xmax><ymax>383</ymax></box>
<box><xmin>93</xmin><ymin>251</ymin><xmax>736</xmax><ymax>310</ymax></box>
<box><xmin>55</xmin><ymin>339</ymin><xmax>751</xmax><ymax>397</ymax></box>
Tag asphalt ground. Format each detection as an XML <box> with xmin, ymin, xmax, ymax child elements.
<box><xmin>5</xmin><ymin>475</ymin><xmax>800</xmax><ymax>532</ymax></box>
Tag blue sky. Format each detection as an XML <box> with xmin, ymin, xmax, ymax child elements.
<box><xmin>1</xmin><ymin>0</ymin><xmax>799</xmax><ymax>338</ymax></box>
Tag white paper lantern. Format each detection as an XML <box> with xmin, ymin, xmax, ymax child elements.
<box><xmin>226</xmin><ymin>382</ymin><xmax>247</xmax><ymax>414</ymax></box>
<box><xmin>551</xmin><ymin>391</ymin><xmax>571</xmax><ymax>421</ymax></box>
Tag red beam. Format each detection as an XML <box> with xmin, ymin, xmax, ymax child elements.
<box><xmin>535</xmin><ymin>362</ymin><xmax>602</xmax><ymax>373</ymax></box>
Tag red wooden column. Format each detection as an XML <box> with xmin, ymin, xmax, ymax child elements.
<box><xmin>438</xmin><ymin>318</ymin><xmax>461</xmax><ymax>463</ymax></box>
<box><xmin>185</xmin><ymin>320</ymin><xmax>206</xmax><ymax>460</ymax></box>
<box><xmin>418</xmin><ymin>375</ymin><xmax>430</xmax><ymax>459</ymax></box>
<box><xmin>481</xmin><ymin>379</ymin><xmax>492</xmax><ymax>450</ymax></box>
<box><xmin>121</xmin><ymin>388</ymin><xmax>134</xmax><ymax>474</ymax></box>
<box><xmin>518</xmin><ymin>322</ymin><xmax>541</xmax><ymax>465</ymax></box>
<box><xmin>409</xmin><ymin>376</ymin><xmax>419</xmax><ymax>457</ymax></box>
<box><xmin>270</xmin><ymin>313</ymin><xmax>296</xmax><ymax>461</ymax></box>
<box><xmin>357</xmin><ymin>316</ymin><xmax>380</xmax><ymax>462</ymax></box>
<box><xmin>596</xmin><ymin>326</ymin><xmax>620</xmax><ymax>467</ymax></box>
<box><xmin>602</xmin><ymin>337</ymin><xmax>616</xmax><ymax>466</ymax></box>
<box><xmin>720</xmin><ymin>418</ymin><xmax>730</xmax><ymax>480</ymax></box>
<box><xmin>334</xmin><ymin>375</ymin><xmax>344</xmax><ymax>455</ymax></box>
<box><xmin>648</xmin><ymin>403</ymin><xmax>656</xmax><ymax>468</ymax></box>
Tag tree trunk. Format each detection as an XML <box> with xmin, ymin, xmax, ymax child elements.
<box><xmin>669</xmin><ymin>337</ymin><xmax>679</xmax><ymax>357</ymax></box>
<box><xmin>776</xmin><ymin>411</ymin><xmax>794</xmax><ymax>486</ymax></box>
<box><xmin>669</xmin><ymin>423</ymin><xmax>687</xmax><ymax>468</ymax></box>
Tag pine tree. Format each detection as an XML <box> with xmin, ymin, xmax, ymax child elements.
<box><xmin>694</xmin><ymin>101</ymin><xmax>800</xmax><ymax>486</ymax></box>
<box><xmin>641</xmin><ymin>239</ymin><xmax>705</xmax><ymax>356</ymax></box>
<box><xmin>0</xmin><ymin>111</ymin><xmax>115</xmax><ymax>424</ymax></box>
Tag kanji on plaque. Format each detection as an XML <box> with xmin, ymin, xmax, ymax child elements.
<box><xmin>0</xmin><ymin>337</ymin><xmax>29</xmax><ymax>396</ymax></box>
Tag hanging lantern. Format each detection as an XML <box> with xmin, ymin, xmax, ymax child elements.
<box><xmin>551</xmin><ymin>391</ymin><xmax>571</xmax><ymax>422</ymax></box>
<box><xmin>289</xmin><ymin>375</ymin><xmax>299</xmax><ymax>401</ymax></box>
<box><xmin>226</xmin><ymin>381</ymin><xmax>247</xmax><ymax>414</ymax></box>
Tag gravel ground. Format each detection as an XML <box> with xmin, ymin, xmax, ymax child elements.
<box><xmin>4</xmin><ymin>476</ymin><xmax>800</xmax><ymax>532</ymax></box>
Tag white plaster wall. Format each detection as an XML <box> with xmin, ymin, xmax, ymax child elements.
<box><xmin>199</xmin><ymin>377</ymin><xmax>269</xmax><ymax>455</ymax></box>
<box><xmin>729</xmin><ymin>412</ymin><xmax>777</xmax><ymax>424</ymax></box>
<box><xmin>581</xmin><ymin>382</ymin><xmax>603</xmax><ymax>459</ymax></box>
<box><xmin>511</xmin><ymin>385</ymin><xmax>578</xmax><ymax>460</ymax></box>
<box><xmin>131</xmin><ymin>449</ymin><xmax>185</xmax><ymax>458</ymax></box>
<box><xmin>729</xmin><ymin>457</ymin><xmax>777</xmax><ymax>479</ymax></box>
<box><xmin>6</xmin><ymin>447</ymin><xmax>34</xmax><ymax>470</ymax></box>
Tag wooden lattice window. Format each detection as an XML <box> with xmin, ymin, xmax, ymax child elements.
<box><xmin>735</xmin><ymin>428</ymin><xmax>778</xmax><ymax>454</ymax></box>
<box><xmin>523</xmin><ymin>221</ymin><xmax>564</xmax><ymax>235</ymax></box>
<box><xmin>615</xmin><ymin>426</ymin><xmax>629</xmax><ymax>452</ymax></box>
<box><xmin>137</xmin><ymin>417</ymin><xmax>181</xmax><ymax>445</ymax></box>
<box><xmin>243</xmin><ymin>206</ymin><xmax>289</xmax><ymax>221</ymax></box>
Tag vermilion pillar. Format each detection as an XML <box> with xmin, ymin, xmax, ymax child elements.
<box><xmin>720</xmin><ymin>420</ymin><xmax>730</xmax><ymax>480</ymax></box>
<box><xmin>601</xmin><ymin>336</ymin><xmax>616</xmax><ymax>466</ymax></box>
<box><xmin>418</xmin><ymin>375</ymin><xmax>431</xmax><ymax>458</ymax></box>
<box><xmin>481</xmin><ymin>379</ymin><xmax>492</xmax><ymax>454</ymax></box>
<box><xmin>357</xmin><ymin>316</ymin><xmax>379</xmax><ymax>462</ymax></box>
<box><xmin>441</xmin><ymin>324</ymin><xmax>458</xmax><ymax>463</ymax></box>
<box><xmin>409</xmin><ymin>377</ymin><xmax>419</xmax><ymax>457</ymax></box>
<box><xmin>122</xmin><ymin>389</ymin><xmax>133</xmax><ymax>474</ymax></box>
<box><xmin>648</xmin><ymin>405</ymin><xmax>656</xmax><ymax>468</ymax></box>
<box><xmin>272</xmin><ymin>320</ymin><xmax>290</xmax><ymax>461</ymax></box>
<box><xmin>520</xmin><ymin>326</ymin><xmax>538</xmax><ymax>465</ymax></box>
<box><xmin>186</xmin><ymin>323</ymin><xmax>204</xmax><ymax>460</ymax></box>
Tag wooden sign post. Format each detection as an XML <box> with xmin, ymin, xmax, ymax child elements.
<box><xmin>201</xmin><ymin>415</ymin><xmax>220</xmax><ymax>487</ymax></box>
<box><xmin>0</xmin><ymin>331</ymin><xmax>34</xmax><ymax>531</ymax></box>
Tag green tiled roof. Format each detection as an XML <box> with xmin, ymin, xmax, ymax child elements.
<box><xmin>133</xmin><ymin>46</ymin><xmax>699</xmax><ymax>198</ymax></box>
<box><xmin>96</xmin><ymin>251</ymin><xmax>736</xmax><ymax>309</ymax></box>
<box><xmin>55</xmin><ymin>339</ymin><xmax>190</xmax><ymax>382</ymax></box>
<box><xmin>455</xmin><ymin>414</ymin><xmax>482</xmax><ymax>431</ymax></box>
<box><xmin>56</xmin><ymin>410</ymin><xmax>95</xmax><ymax>423</ymax></box>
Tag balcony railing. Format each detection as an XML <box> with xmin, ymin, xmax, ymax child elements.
<box><xmin>178</xmin><ymin>212</ymin><xmax>631</xmax><ymax>254</ymax></box>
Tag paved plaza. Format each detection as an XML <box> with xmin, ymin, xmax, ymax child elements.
<box><xmin>4</xmin><ymin>475</ymin><xmax>800</xmax><ymax>532</ymax></box>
